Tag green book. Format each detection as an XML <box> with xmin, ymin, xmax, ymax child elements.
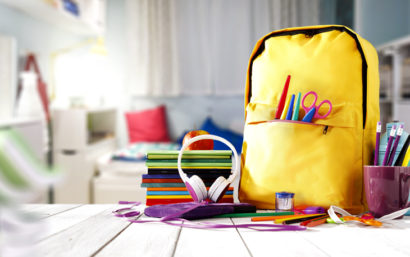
<box><xmin>146</xmin><ymin>159</ymin><xmax>232</xmax><ymax>164</ymax></box>
<box><xmin>146</xmin><ymin>162</ymin><xmax>232</xmax><ymax>168</ymax></box>
<box><xmin>148</xmin><ymin>154</ymin><xmax>231</xmax><ymax>160</ymax></box>
<box><xmin>147</xmin><ymin>150</ymin><xmax>232</xmax><ymax>160</ymax></box>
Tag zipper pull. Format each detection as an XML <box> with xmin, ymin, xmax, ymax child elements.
<box><xmin>323</xmin><ymin>126</ymin><xmax>329</xmax><ymax>135</ymax></box>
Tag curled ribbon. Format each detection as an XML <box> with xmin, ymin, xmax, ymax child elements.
<box><xmin>328</xmin><ymin>205</ymin><xmax>410</xmax><ymax>226</ymax></box>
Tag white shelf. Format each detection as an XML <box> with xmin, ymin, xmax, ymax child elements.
<box><xmin>0</xmin><ymin>117</ymin><xmax>42</xmax><ymax>128</ymax></box>
<box><xmin>0</xmin><ymin>0</ymin><xmax>105</xmax><ymax>36</ymax></box>
<box><xmin>378</xmin><ymin>34</ymin><xmax>410</xmax><ymax>52</ymax></box>
<box><xmin>377</xmin><ymin>34</ymin><xmax>410</xmax><ymax>124</ymax></box>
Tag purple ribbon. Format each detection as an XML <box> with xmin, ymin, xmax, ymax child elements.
<box><xmin>113</xmin><ymin>201</ymin><xmax>306</xmax><ymax>232</ymax></box>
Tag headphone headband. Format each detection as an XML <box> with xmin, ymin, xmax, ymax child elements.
<box><xmin>177</xmin><ymin>135</ymin><xmax>239</xmax><ymax>184</ymax></box>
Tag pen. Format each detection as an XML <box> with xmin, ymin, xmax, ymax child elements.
<box><xmin>292</xmin><ymin>92</ymin><xmax>302</xmax><ymax>121</ymax></box>
<box><xmin>382</xmin><ymin>125</ymin><xmax>397</xmax><ymax>166</ymax></box>
<box><xmin>374</xmin><ymin>121</ymin><xmax>381</xmax><ymax>166</ymax></box>
<box><xmin>213</xmin><ymin>211</ymin><xmax>294</xmax><ymax>218</ymax></box>
<box><xmin>275</xmin><ymin>75</ymin><xmax>291</xmax><ymax>119</ymax></box>
<box><xmin>388</xmin><ymin>124</ymin><xmax>404</xmax><ymax>166</ymax></box>
<box><xmin>285</xmin><ymin>94</ymin><xmax>295</xmax><ymax>120</ymax></box>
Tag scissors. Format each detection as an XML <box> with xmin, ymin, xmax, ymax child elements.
<box><xmin>301</xmin><ymin>91</ymin><xmax>332</xmax><ymax>122</ymax></box>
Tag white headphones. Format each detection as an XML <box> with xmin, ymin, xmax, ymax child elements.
<box><xmin>177</xmin><ymin>134</ymin><xmax>239</xmax><ymax>203</ymax></box>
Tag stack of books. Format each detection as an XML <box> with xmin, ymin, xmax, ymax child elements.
<box><xmin>142</xmin><ymin>150</ymin><xmax>235</xmax><ymax>206</ymax></box>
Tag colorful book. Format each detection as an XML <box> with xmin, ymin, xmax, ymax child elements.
<box><xmin>141</xmin><ymin>182</ymin><xmax>214</xmax><ymax>188</ymax></box>
<box><xmin>142</xmin><ymin>178</ymin><xmax>219</xmax><ymax>183</ymax></box>
<box><xmin>146</xmin><ymin>162</ymin><xmax>232</xmax><ymax>168</ymax></box>
<box><xmin>142</xmin><ymin>174</ymin><xmax>230</xmax><ymax>179</ymax></box>
<box><xmin>147</xmin><ymin>150</ymin><xmax>232</xmax><ymax>159</ymax></box>
<box><xmin>146</xmin><ymin>197</ymin><xmax>233</xmax><ymax>206</ymax></box>
<box><xmin>146</xmin><ymin>158</ymin><xmax>231</xmax><ymax>164</ymax></box>
<box><xmin>147</xmin><ymin>168</ymin><xmax>232</xmax><ymax>174</ymax></box>
<box><xmin>146</xmin><ymin>195</ymin><xmax>233</xmax><ymax>199</ymax></box>
<box><xmin>147</xmin><ymin>190</ymin><xmax>233</xmax><ymax>196</ymax></box>
<box><xmin>146</xmin><ymin>187</ymin><xmax>234</xmax><ymax>191</ymax></box>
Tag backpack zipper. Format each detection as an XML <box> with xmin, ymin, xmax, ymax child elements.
<box><xmin>323</xmin><ymin>126</ymin><xmax>329</xmax><ymax>135</ymax></box>
<box><xmin>247</xmin><ymin>26</ymin><xmax>368</xmax><ymax>129</ymax></box>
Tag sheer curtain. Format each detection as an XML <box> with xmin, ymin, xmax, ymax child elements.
<box><xmin>126</xmin><ymin>0</ymin><xmax>319</xmax><ymax>96</ymax></box>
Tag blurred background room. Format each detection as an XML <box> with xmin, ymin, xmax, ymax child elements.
<box><xmin>0</xmin><ymin>0</ymin><xmax>408</xmax><ymax>205</ymax></box>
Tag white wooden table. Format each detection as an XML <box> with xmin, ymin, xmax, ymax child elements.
<box><xmin>9</xmin><ymin>204</ymin><xmax>410</xmax><ymax>257</ymax></box>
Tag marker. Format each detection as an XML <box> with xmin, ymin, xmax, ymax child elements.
<box><xmin>280</xmin><ymin>96</ymin><xmax>292</xmax><ymax>120</ymax></box>
<box><xmin>382</xmin><ymin>125</ymin><xmax>397</xmax><ymax>166</ymax></box>
<box><xmin>275</xmin><ymin>75</ymin><xmax>291</xmax><ymax>119</ymax></box>
<box><xmin>301</xmin><ymin>107</ymin><xmax>315</xmax><ymax>122</ymax></box>
<box><xmin>285</xmin><ymin>94</ymin><xmax>295</xmax><ymax>120</ymax></box>
<box><xmin>388</xmin><ymin>124</ymin><xmax>403</xmax><ymax>166</ymax></box>
<box><xmin>374</xmin><ymin>121</ymin><xmax>381</xmax><ymax>166</ymax></box>
<box><xmin>292</xmin><ymin>92</ymin><xmax>302</xmax><ymax>121</ymax></box>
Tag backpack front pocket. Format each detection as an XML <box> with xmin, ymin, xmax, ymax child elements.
<box><xmin>239</xmin><ymin>120</ymin><xmax>364</xmax><ymax>213</ymax></box>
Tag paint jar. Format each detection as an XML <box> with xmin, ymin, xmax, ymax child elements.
<box><xmin>275</xmin><ymin>192</ymin><xmax>295</xmax><ymax>211</ymax></box>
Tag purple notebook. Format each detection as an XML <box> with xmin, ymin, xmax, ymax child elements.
<box><xmin>144</xmin><ymin>202</ymin><xmax>256</xmax><ymax>220</ymax></box>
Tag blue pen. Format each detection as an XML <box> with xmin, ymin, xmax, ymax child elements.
<box><xmin>285</xmin><ymin>94</ymin><xmax>295</xmax><ymax>120</ymax></box>
<box><xmin>302</xmin><ymin>107</ymin><xmax>315</xmax><ymax>122</ymax></box>
<box><xmin>292</xmin><ymin>92</ymin><xmax>302</xmax><ymax>121</ymax></box>
<box><xmin>382</xmin><ymin>125</ymin><xmax>397</xmax><ymax>166</ymax></box>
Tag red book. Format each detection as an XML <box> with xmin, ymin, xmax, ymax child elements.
<box><xmin>146</xmin><ymin>198</ymin><xmax>234</xmax><ymax>206</ymax></box>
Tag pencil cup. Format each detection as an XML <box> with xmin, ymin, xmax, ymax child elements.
<box><xmin>364</xmin><ymin>166</ymin><xmax>410</xmax><ymax>218</ymax></box>
<box><xmin>275</xmin><ymin>192</ymin><xmax>294</xmax><ymax>211</ymax></box>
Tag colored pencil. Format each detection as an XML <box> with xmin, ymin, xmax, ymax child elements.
<box><xmin>388</xmin><ymin>124</ymin><xmax>404</xmax><ymax>166</ymax></box>
<box><xmin>300</xmin><ymin>215</ymin><xmax>330</xmax><ymax>227</ymax></box>
<box><xmin>273</xmin><ymin>213</ymin><xmax>327</xmax><ymax>224</ymax></box>
<box><xmin>374</xmin><ymin>121</ymin><xmax>381</xmax><ymax>165</ymax></box>
<box><xmin>251</xmin><ymin>213</ymin><xmax>323</xmax><ymax>222</ymax></box>
<box><xmin>382</xmin><ymin>125</ymin><xmax>397</xmax><ymax>166</ymax></box>
<box><xmin>282</xmin><ymin>214</ymin><xmax>328</xmax><ymax>224</ymax></box>
<box><xmin>214</xmin><ymin>211</ymin><xmax>294</xmax><ymax>218</ymax></box>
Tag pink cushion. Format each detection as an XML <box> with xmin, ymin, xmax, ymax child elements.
<box><xmin>125</xmin><ymin>105</ymin><xmax>171</xmax><ymax>143</ymax></box>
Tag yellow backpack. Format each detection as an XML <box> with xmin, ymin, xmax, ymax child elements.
<box><xmin>239</xmin><ymin>25</ymin><xmax>380</xmax><ymax>214</ymax></box>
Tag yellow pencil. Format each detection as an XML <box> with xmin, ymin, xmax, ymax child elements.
<box><xmin>280</xmin><ymin>95</ymin><xmax>291</xmax><ymax>120</ymax></box>
<box><xmin>274</xmin><ymin>213</ymin><xmax>325</xmax><ymax>224</ymax></box>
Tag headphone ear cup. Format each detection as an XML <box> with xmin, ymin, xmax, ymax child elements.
<box><xmin>185</xmin><ymin>175</ymin><xmax>207</xmax><ymax>202</ymax></box>
<box><xmin>208</xmin><ymin>176</ymin><xmax>230</xmax><ymax>203</ymax></box>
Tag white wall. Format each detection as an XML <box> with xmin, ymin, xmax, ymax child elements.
<box><xmin>0</xmin><ymin>0</ymin><xmax>245</xmax><ymax>146</ymax></box>
<box><xmin>355</xmin><ymin>0</ymin><xmax>410</xmax><ymax>46</ymax></box>
<box><xmin>0</xmin><ymin>4</ymin><xmax>85</xmax><ymax>86</ymax></box>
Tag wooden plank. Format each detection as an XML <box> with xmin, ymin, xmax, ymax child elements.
<box><xmin>37</xmin><ymin>204</ymin><xmax>113</xmax><ymax>241</ymax></box>
<box><xmin>232</xmin><ymin>217</ymin><xmax>328</xmax><ymax>257</ymax></box>
<box><xmin>297</xmin><ymin>218</ymin><xmax>410</xmax><ymax>257</ymax></box>
<box><xmin>34</xmin><ymin>205</ymin><xmax>131</xmax><ymax>257</ymax></box>
<box><xmin>20</xmin><ymin>204</ymin><xmax>81</xmax><ymax>218</ymax></box>
<box><xmin>96</xmin><ymin>214</ymin><xmax>181</xmax><ymax>257</ymax></box>
<box><xmin>174</xmin><ymin>218</ymin><xmax>251</xmax><ymax>257</ymax></box>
